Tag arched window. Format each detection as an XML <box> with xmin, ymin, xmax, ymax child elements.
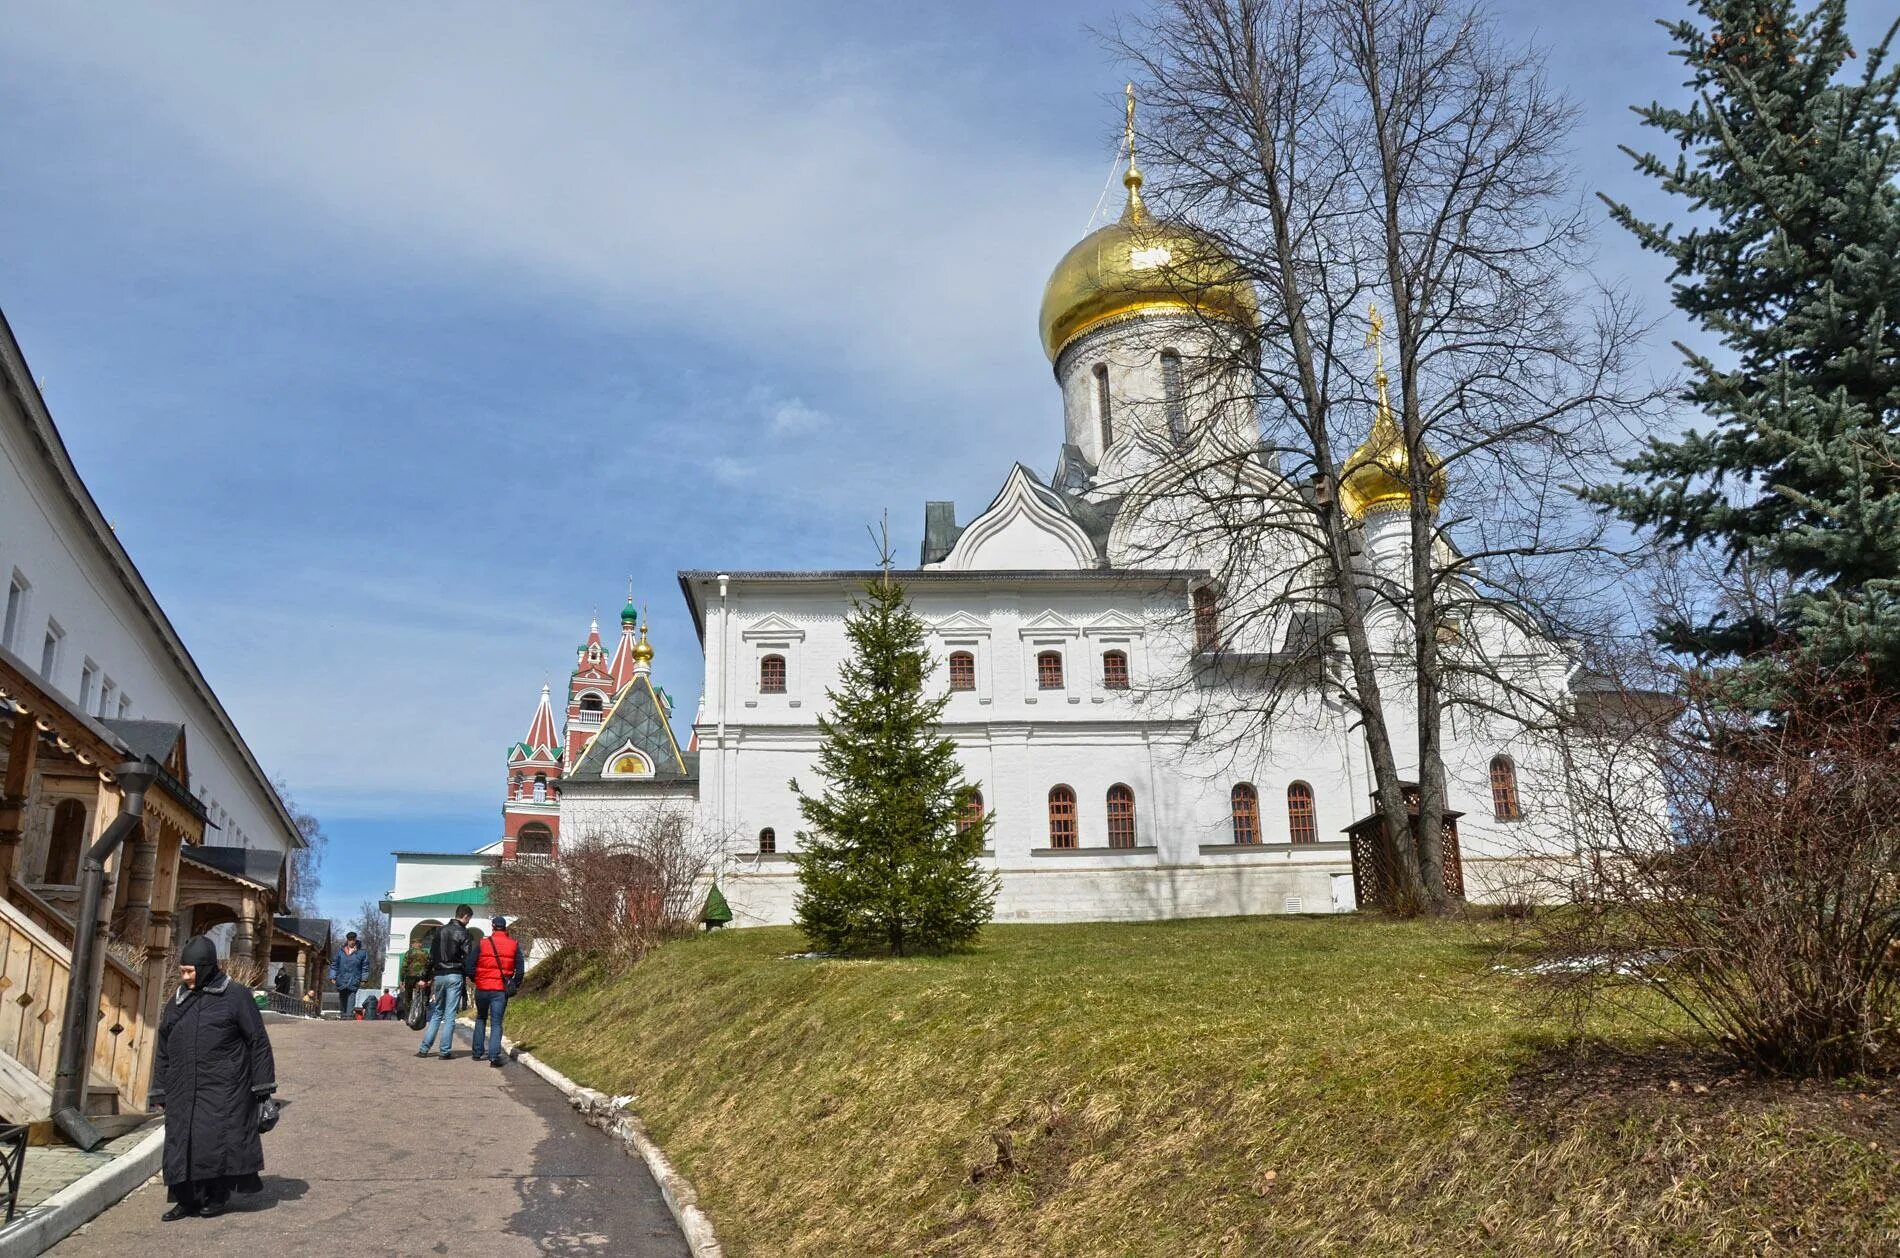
<box><xmin>1047</xmin><ymin>786</ymin><xmax>1077</xmax><ymax>849</ymax></box>
<box><xmin>1094</xmin><ymin>363</ymin><xmax>1114</xmax><ymax>450</ymax></box>
<box><xmin>758</xmin><ymin>827</ymin><xmax>777</xmax><ymax>854</ymax></box>
<box><xmin>1102</xmin><ymin>649</ymin><xmax>1130</xmax><ymax>690</ymax></box>
<box><xmin>958</xmin><ymin>789</ymin><xmax>985</xmax><ymax>836</ymax></box>
<box><xmin>45</xmin><ymin>799</ymin><xmax>86</xmax><ymax>885</ymax></box>
<box><xmin>1193</xmin><ymin>587</ymin><xmax>1220</xmax><ymax>654</ymax></box>
<box><xmin>1106</xmin><ymin>784</ymin><xmax>1136</xmax><ymax>848</ymax></box>
<box><xmin>533</xmin><ymin>773</ymin><xmax>548</xmax><ymax>803</ymax></box>
<box><xmin>1161</xmin><ymin>349</ymin><xmax>1187</xmax><ymax>445</ymax></box>
<box><xmin>1491</xmin><ymin>756</ymin><xmax>1522</xmax><ymax>821</ymax></box>
<box><xmin>948</xmin><ymin>651</ymin><xmax>976</xmax><ymax>692</ymax></box>
<box><xmin>510</xmin><ymin>772</ymin><xmax>522</xmax><ymax>799</ymax></box>
<box><xmin>516</xmin><ymin>823</ymin><xmax>553</xmax><ymax>857</ymax></box>
<box><xmin>579</xmin><ymin>693</ymin><xmax>604</xmax><ymax>713</ymax></box>
<box><xmin>1231</xmin><ymin>784</ymin><xmax>1260</xmax><ymax>845</ymax></box>
<box><xmin>1037</xmin><ymin>650</ymin><xmax>1064</xmax><ymax>690</ymax></box>
<box><xmin>1287</xmin><ymin>781</ymin><xmax>1317</xmax><ymax>844</ymax></box>
<box><xmin>760</xmin><ymin>654</ymin><xmax>787</xmax><ymax>694</ymax></box>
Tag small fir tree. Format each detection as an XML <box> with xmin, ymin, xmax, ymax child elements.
<box><xmin>700</xmin><ymin>882</ymin><xmax>732</xmax><ymax>929</ymax></box>
<box><xmin>791</xmin><ymin>563</ymin><xmax>997</xmax><ymax>956</ymax></box>
<box><xmin>1586</xmin><ymin>2</ymin><xmax>1900</xmax><ymax>681</ymax></box>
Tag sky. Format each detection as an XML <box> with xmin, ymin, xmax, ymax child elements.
<box><xmin>1</xmin><ymin>2</ymin><xmax>1877</xmax><ymax>926</ymax></box>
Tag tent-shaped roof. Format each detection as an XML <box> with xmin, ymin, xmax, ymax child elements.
<box><xmin>565</xmin><ymin>673</ymin><xmax>696</xmax><ymax>784</ymax></box>
<box><xmin>182</xmin><ymin>844</ymin><xmax>286</xmax><ymax>892</ymax></box>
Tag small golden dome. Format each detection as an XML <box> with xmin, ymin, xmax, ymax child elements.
<box><xmin>1338</xmin><ymin>380</ymin><xmax>1447</xmax><ymax>519</ymax></box>
<box><xmin>632</xmin><ymin>624</ymin><xmax>654</xmax><ymax>665</ymax></box>
<box><xmin>1037</xmin><ymin>87</ymin><xmax>1256</xmax><ymax>363</ymax></box>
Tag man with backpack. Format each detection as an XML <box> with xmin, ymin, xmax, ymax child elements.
<box><xmin>415</xmin><ymin>904</ymin><xmax>473</xmax><ymax>1059</ymax></box>
<box><xmin>470</xmin><ymin>915</ymin><xmax>524</xmax><ymax>1068</ymax></box>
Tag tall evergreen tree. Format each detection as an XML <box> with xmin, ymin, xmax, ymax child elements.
<box><xmin>1587</xmin><ymin>2</ymin><xmax>1900</xmax><ymax>679</ymax></box>
<box><xmin>791</xmin><ymin>569</ymin><xmax>997</xmax><ymax>956</ymax></box>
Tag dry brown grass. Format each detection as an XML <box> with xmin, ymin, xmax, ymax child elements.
<box><xmin>505</xmin><ymin>917</ymin><xmax>1900</xmax><ymax>1256</ymax></box>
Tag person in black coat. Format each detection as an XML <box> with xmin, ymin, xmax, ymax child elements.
<box><xmin>150</xmin><ymin>935</ymin><xmax>277</xmax><ymax>1221</ymax></box>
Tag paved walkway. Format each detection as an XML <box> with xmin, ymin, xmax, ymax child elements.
<box><xmin>48</xmin><ymin>1017</ymin><xmax>692</xmax><ymax>1256</ymax></box>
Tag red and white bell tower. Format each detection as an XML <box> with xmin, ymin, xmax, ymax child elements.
<box><xmin>502</xmin><ymin>684</ymin><xmax>561</xmax><ymax>858</ymax></box>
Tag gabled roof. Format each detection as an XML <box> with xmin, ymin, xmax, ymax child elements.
<box><xmin>565</xmin><ymin>672</ymin><xmax>696</xmax><ymax>784</ymax></box>
<box><xmin>519</xmin><ymin>684</ymin><xmax>559</xmax><ymax>758</ymax></box>
<box><xmin>607</xmin><ymin>621</ymin><xmax>639</xmax><ymax>696</ymax></box>
<box><xmin>182</xmin><ymin>843</ymin><xmax>286</xmax><ymax>892</ymax></box>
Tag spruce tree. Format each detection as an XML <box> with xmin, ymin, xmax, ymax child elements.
<box><xmin>791</xmin><ymin>569</ymin><xmax>997</xmax><ymax>956</ymax></box>
<box><xmin>1587</xmin><ymin>3</ymin><xmax>1900</xmax><ymax>680</ymax></box>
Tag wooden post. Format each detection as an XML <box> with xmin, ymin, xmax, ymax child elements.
<box><xmin>0</xmin><ymin>716</ymin><xmax>40</xmax><ymax>886</ymax></box>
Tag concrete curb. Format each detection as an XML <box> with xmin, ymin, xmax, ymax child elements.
<box><xmin>455</xmin><ymin>1019</ymin><xmax>722</xmax><ymax>1257</ymax></box>
<box><xmin>0</xmin><ymin>1123</ymin><xmax>163</xmax><ymax>1258</ymax></box>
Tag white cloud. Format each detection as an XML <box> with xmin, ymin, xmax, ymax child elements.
<box><xmin>765</xmin><ymin>397</ymin><xmax>832</xmax><ymax>437</ymax></box>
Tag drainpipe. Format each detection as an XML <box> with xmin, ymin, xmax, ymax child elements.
<box><xmin>52</xmin><ymin>759</ymin><xmax>155</xmax><ymax>1149</ymax></box>
<box><xmin>715</xmin><ymin>574</ymin><xmax>730</xmax><ymax>875</ymax></box>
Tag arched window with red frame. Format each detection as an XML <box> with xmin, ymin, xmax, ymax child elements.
<box><xmin>1287</xmin><ymin>781</ymin><xmax>1317</xmax><ymax>844</ymax></box>
<box><xmin>1231</xmin><ymin>784</ymin><xmax>1260</xmax><ymax>845</ymax></box>
<box><xmin>1047</xmin><ymin>785</ymin><xmax>1077</xmax><ymax>848</ymax></box>
<box><xmin>948</xmin><ymin>651</ymin><xmax>976</xmax><ymax>691</ymax></box>
<box><xmin>760</xmin><ymin>654</ymin><xmax>787</xmax><ymax>694</ymax></box>
<box><xmin>1491</xmin><ymin>756</ymin><xmax>1522</xmax><ymax>820</ymax></box>
<box><xmin>1102</xmin><ymin>649</ymin><xmax>1130</xmax><ymax>690</ymax></box>
<box><xmin>758</xmin><ymin>827</ymin><xmax>777</xmax><ymax>854</ymax></box>
<box><xmin>958</xmin><ymin>789</ymin><xmax>985</xmax><ymax>836</ymax></box>
<box><xmin>1037</xmin><ymin>650</ymin><xmax>1064</xmax><ymax>690</ymax></box>
<box><xmin>1106</xmin><ymin>784</ymin><xmax>1136</xmax><ymax>848</ymax></box>
<box><xmin>1193</xmin><ymin>587</ymin><xmax>1220</xmax><ymax>653</ymax></box>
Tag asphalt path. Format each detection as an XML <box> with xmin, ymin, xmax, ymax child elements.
<box><xmin>49</xmin><ymin>1015</ymin><xmax>692</xmax><ymax>1257</ymax></box>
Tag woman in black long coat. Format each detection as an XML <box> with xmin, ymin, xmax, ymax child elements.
<box><xmin>150</xmin><ymin>935</ymin><xmax>277</xmax><ymax>1221</ymax></box>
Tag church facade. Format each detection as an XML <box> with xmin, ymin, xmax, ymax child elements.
<box><xmin>460</xmin><ymin>101</ymin><xmax>1649</xmax><ymax>931</ymax></box>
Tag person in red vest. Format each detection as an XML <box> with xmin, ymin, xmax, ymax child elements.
<box><xmin>470</xmin><ymin>916</ymin><xmax>524</xmax><ymax>1068</ymax></box>
<box><xmin>375</xmin><ymin>989</ymin><xmax>397</xmax><ymax>1020</ymax></box>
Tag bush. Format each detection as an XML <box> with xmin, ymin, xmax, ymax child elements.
<box><xmin>1543</xmin><ymin>661</ymin><xmax>1900</xmax><ymax>1076</ymax></box>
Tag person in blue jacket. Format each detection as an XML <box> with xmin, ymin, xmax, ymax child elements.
<box><xmin>329</xmin><ymin>932</ymin><xmax>370</xmax><ymax>1020</ymax></box>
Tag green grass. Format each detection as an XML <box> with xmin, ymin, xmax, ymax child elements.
<box><xmin>505</xmin><ymin>917</ymin><xmax>1898</xmax><ymax>1256</ymax></box>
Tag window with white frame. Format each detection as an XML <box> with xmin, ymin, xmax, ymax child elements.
<box><xmin>98</xmin><ymin>677</ymin><xmax>116</xmax><ymax>719</ymax></box>
<box><xmin>40</xmin><ymin>620</ymin><xmax>63</xmax><ymax>680</ymax></box>
<box><xmin>117</xmin><ymin>693</ymin><xmax>133</xmax><ymax>719</ymax></box>
<box><xmin>2</xmin><ymin>572</ymin><xmax>27</xmax><ymax>653</ymax></box>
<box><xmin>78</xmin><ymin>661</ymin><xmax>97</xmax><ymax>712</ymax></box>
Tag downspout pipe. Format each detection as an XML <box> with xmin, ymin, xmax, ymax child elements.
<box><xmin>52</xmin><ymin>759</ymin><xmax>155</xmax><ymax>1148</ymax></box>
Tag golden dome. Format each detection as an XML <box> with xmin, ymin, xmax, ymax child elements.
<box><xmin>632</xmin><ymin>624</ymin><xmax>654</xmax><ymax>665</ymax></box>
<box><xmin>1338</xmin><ymin>312</ymin><xmax>1447</xmax><ymax>519</ymax></box>
<box><xmin>1038</xmin><ymin>88</ymin><xmax>1256</xmax><ymax>363</ymax></box>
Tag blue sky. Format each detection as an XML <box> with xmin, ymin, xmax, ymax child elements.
<box><xmin>1</xmin><ymin>2</ymin><xmax>1874</xmax><ymax>926</ymax></box>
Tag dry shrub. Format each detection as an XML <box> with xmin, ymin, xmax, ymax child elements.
<box><xmin>1545</xmin><ymin>661</ymin><xmax>1900</xmax><ymax>1076</ymax></box>
<box><xmin>487</xmin><ymin>805</ymin><xmax>721</xmax><ymax>969</ymax></box>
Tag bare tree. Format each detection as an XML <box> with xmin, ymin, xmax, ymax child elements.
<box><xmin>350</xmin><ymin>899</ymin><xmax>389</xmax><ymax>990</ymax></box>
<box><xmin>1104</xmin><ymin>0</ymin><xmax>1660</xmax><ymax>911</ymax></box>
<box><xmin>487</xmin><ymin>804</ymin><xmax>724</xmax><ymax>965</ymax></box>
<box><xmin>274</xmin><ymin>776</ymin><xmax>327</xmax><ymax>914</ymax></box>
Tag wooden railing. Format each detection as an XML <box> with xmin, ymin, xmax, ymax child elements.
<box><xmin>0</xmin><ymin>881</ymin><xmax>151</xmax><ymax>1120</ymax></box>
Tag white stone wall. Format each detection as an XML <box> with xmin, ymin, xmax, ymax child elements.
<box><xmin>0</xmin><ymin>372</ymin><xmax>298</xmax><ymax>862</ymax></box>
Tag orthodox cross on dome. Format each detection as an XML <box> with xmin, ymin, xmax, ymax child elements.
<box><xmin>1122</xmin><ymin>82</ymin><xmax>1148</xmax><ymax>224</ymax></box>
<box><xmin>1366</xmin><ymin>302</ymin><xmax>1393</xmax><ymax>424</ymax></box>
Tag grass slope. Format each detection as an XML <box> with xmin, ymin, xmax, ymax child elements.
<box><xmin>507</xmin><ymin>918</ymin><xmax>1897</xmax><ymax>1256</ymax></box>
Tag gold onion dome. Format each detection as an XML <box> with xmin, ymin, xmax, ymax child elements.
<box><xmin>1038</xmin><ymin>87</ymin><xmax>1257</xmax><ymax>363</ymax></box>
<box><xmin>632</xmin><ymin>623</ymin><xmax>654</xmax><ymax>665</ymax></box>
<box><xmin>1338</xmin><ymin>304</ymin><xmax>1447</xmax><ymax>519</ymax></box>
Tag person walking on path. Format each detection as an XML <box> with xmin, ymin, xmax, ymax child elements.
<box><xmin>330</xmin><ymin>932</ymin><xmax>369</xmax><ymax>1021</ymax></box>
<box><xmin>375</xmin><ymin>989</ymin><xmax>396</xmax><ymax>1020</ymax></box>
<box><xmin>398</xmin><ymin>937</ymin><xmax>432</xmax><ymax>1018</ymax></box>
<box><xmin>416</xmin><ymin>905</ymin><xmax>473</xmax><ymax>1059</ymax></box>
<box><xmin>150</xmin><ymin>935</ymin><xmax>277</xmax><ymax>1222</ymax></box>
<box><xmin>470</xmin><ymin>916</ymin><xmax>524</xmax><ymax>1068</ymax></box>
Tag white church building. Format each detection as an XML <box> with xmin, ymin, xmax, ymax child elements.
<box><xmin>675</xmin><ymin>115</ymin><xmax>1630</xmax><ymax>929</ymax></box>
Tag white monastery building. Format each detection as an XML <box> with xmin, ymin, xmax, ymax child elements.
<box><xmin>401</xmin><ymin>96</ymin><xmax>1654</xmax><ymax>933</ymax></box>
